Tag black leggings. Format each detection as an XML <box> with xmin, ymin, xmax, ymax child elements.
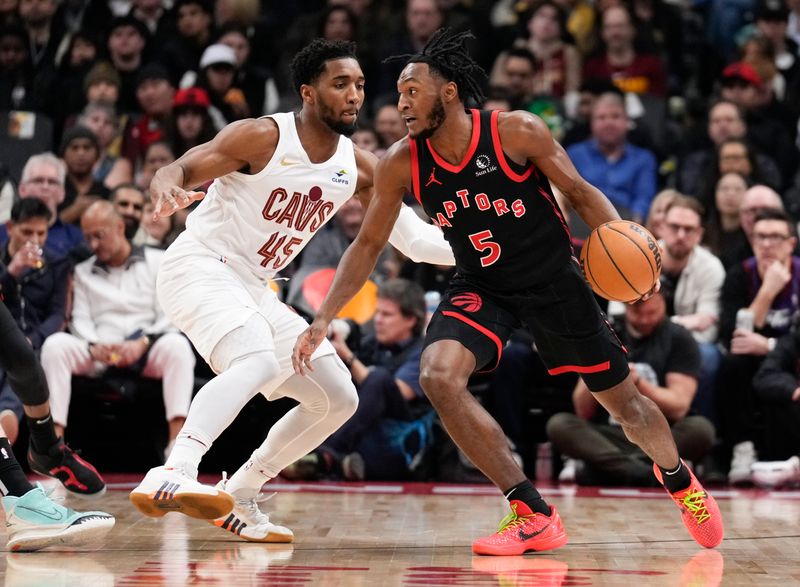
<box><xmin>0</xmin><ymin>301</ymin><xmax>49</xmax><ymax>406</ymax></box>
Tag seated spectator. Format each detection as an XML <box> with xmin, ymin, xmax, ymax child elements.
<box><xmin>58</xmin><ymin>126</ymin><xmax>110</xmax><ymax>225</ymax></box>
<box><xmin>695</xmin><ymin>137</ymin><xmax>781</xmax><ymax>206</ymax></box>
<box><xmin>195</xmin><ymin>43</ymin><xmax>249</xmax><ymax>130</ymax></box>
<box><xmin>166</xmin><ymin>87</ymin><xmax>216</xmax><ymax>157</ymax></box>
<box><xmin>157</xmin><ymin>0</ymin><xmax>213</xmax><ymax>83</ymax></box>
<box><xmin>140</xmin><ymin>199</ymin><xmax>178</xmax><ymax>248</ymax></box>
<box><xmin>136</xmin><ymin>140</ymin><xmax>176</xmax><ymax>192</ymax></box>
<box><xmin>109</xmin><ymin>183</ymin><xmax>146</xmax><ymax>243</ymax></box>
<box><xmin>729</xmin><ymin>184</ymin><xmax>786</xmax><ymax>268</ymax></box>
<box><xmin>703</xmin><ymin>172</ymin><xmax>751</xmax><ymax>269</ymax></box>
<box><xmin>77</xmin><ymin>102</ymin><xmax>133</xmax><ymax>191</ymax></box>
<box><xmin>489</xmin><ymin>47</ymin><xmax>536</xmax><ymax>110</ymax></box>
<box><xmin>282</xmin><ymin>279</ymin><xmax>432</xmax><ymax>481</ymax></box>
<box><xmin>39</xmin><ymin>202</ymin><xmax>195</xmax><ymax>458</ymax></box>
<box><xmin>106</xmin><ymin>15</ymin><xmax>150</xmax><ymax>114</ymax></box>
<box><xmin>645</xmin><ymin>188</ymin><xmax>679</xmax><ymax>240</ymax></box>
<box><xmin>0</xmin><ymin>198</ymin><xmax>71</xmax><ymax>442</ymax></box>
<box><xmin>582</xmin><ymin>5</ymin><xmax>667</xmax><ymax>97</ymax></box>
<box><xmin>566</xmin><ymin>92</ymin><xmax>657</xmax><ymax>231</ymax></box>
<box><xmin>350</xmin><ymin>126</ymin><xmax>384</xmax><ymax>157</ymax></box>
<box><xmin>0</xmin><ymin>153</ymin><xmax>85</xmax><ymax>259</ymax></box>
<box><xmin>715</xmin><ymin>208</ymin><xmax>800</xmax><ymax>484</ymax></box>
<box><xmin>374</xmin><ymin>102</ymin><xmax>407</xmax><ymax>150</ymax></box>
<box><xmin>678</xmin><ymin>100</ymin><xmax>781</xmax><ymax>198</ymax></box>
<box><xmin>751</xmin><ymin>324</ymin><xmax>800</xmax><ymax>487</ymax></box>
<box><xmin>122</xmin><ymin>64</ymin><xmax>176</xmax><ymax>168</ymax></box>
<box><xmin>547</xmin><ymin>284</ymin><xmax>713</xmax><ymax>486</ymax></box>
<box><xmin>609</xmin><ymin>196</ymin><xmax>726</xmax><ymax>420</ymax></box>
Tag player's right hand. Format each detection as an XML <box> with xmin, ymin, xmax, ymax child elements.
<box><xmin>151</xmin><ymin>186</ymin><xmax>205</xmax><ymax>219</ymax></box>
<box><xmin>292</xmin><ymin>319</ymin><xmax>329</xmax><ymax>376</ymax></box>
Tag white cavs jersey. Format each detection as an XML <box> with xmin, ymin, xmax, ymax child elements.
<box><xmin>185</xmin><ymin>112</ymin><xmax>358</xmax><ymax>282</ymax></box>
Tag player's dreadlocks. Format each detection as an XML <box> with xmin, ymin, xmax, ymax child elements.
<box><xmin>385</xmin><ymin>28</ymin><xmax>487</xmax><ymax>106</ymax></box>
<box><xmin>290</xmin><ymin>39</ymin><xmax>358</xmax><ymax>96</ymax></box>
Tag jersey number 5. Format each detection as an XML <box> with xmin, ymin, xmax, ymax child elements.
<box><xmin>469</xmin><ymin>230</ymin><xmax>501</xmax><ymax>267</ymax></box>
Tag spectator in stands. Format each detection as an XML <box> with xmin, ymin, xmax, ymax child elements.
<box><xmin>751</xmin><ymin>322</ymin><xmax>800</xmax><ymax>487</ymax></box>
<box><xmin>583</xmin><ymin>5</ymin><xmax>667</xmax><ymax>97</ymax></box>
<box><xmin>0</xmin><ymin>24</ymin><xmax>38</xmax><ymax>111</ymax></box>
<box><xmin>521</xmin><ymin>1</ymin><xmax>581</xmax><ymax>100</ymax></box>
<box><xmin>77</xmin><ymin>102</ymin><xmax>133</xmax><ymax>190</ymax></box>
<box><xmin>703</xmin><ymin>172</ymin><xmax>751</xmax><ymax>269</ymax></box>
<box><xmin>128</xmin><ymin>0</ymin><xmax>175</xmax><ymax>45</ymax></box>
<box><xmin>726</xmin><ymin>183</ymin><xmax>787</xmax><ymax>268</ymax></box>
<box><xmin>696</xmin><ymin>137</ymin><xmax>781</xmax><ymax>206</ymax></box>
<box><xmin>490</xmin><ymin>47</ymin><xmax>536</xmax><ymax>109</ymax></box>
<box><xmin>136</xmin><ymin>140</ymin><xmax>175</xmax><ymax>191</ymax></box>
<box><xmin>548</xmin><ymin>283</ymin><xmax>713</xmax><ymax>486</ymax></box>
<box><xmin>678</xmin><ymin>100</ymin><xmax>781</xmax><ymax>198</ymax></box>
<box><xmin>196</xmin><ymin>43</ymin><xmax>249</xmax><ymax>129</ymax></box>
<box><xmin>567</xmin><ymin>92</ymin><xmax>657</xmax><ymax>224</ymax></box>
<box><xmin>83</xmin><ymin>61</ymin><xmax>123</xmax><ymax>108</ymax></box>
<box><xmin>39</xmin><ymin>201</ymin><xmax>195</xmax><ymax>454</ymax></box>
<box><xmin>123</xmin><ymin>63</ymin><xmax>176</xmax><ymax>167</ymax></box>
<box><xmin>283</xmin><ymin>279</ymin><xmax>431</xmax><ymax>481</ymax></box>
<box><xmin>0</xmin><ymin>153</ymin><xmax>84</xmax><ymax>259</ymax></box>
<box><xmin>140</xmin><ymin>199</ymin><xmax>177</xmax><ymax>248</ymax></box>
<box><xmin>106</xmin><ymin>15</ymin><xmax>150</xmax><ymax>114</ymax></box>
<box><xmin>374</xmin><ymin>102</ymin><xmax>407</xmax><ymax>149</ymax></box>
<box><xmin>645</xmin><ymin>189</ymin><xmax>678</xmax><ymax>240</ymax></box>
<box><xmin>720</xmin><ymin>60</ymin><xmax>797</xmax><ymax>186</ymax></box>
<box><xmin>217</xmin><ymin>24</ymin><xmax>280</xmax><ymax>117</ymax></box>
<box><xmin>51</xmin><ymin>29</ymin><xmax>99</xmax><ymax>130</ymax></box>
<box><xmin>610</xmin><ymin>196</ymin><xmax>726</xmax><ymax>420</ymax></box>
<box><xmin>158</xmin><ymin>0</ymin><xmax>214</xmax><ymax>82</ymax></box>
<box><xmin>351</xmin><ymin>126</ymin><xmax>384</xmax><ymax>157</ymax></box>
<box><xmin>0</xmin><ymin>198</ymin><xmax>71</xmax><ymax>442</ymax></box>
<box><xmin>715</xmin><ymin>208</ymin><xmax>800</xmax><ymax>484</ymax></box>
<box><xmin>59</xmin><ymin>126</ymin><xmax>109</xmax><ymax>225</ymax></box>
<box><xmin>110</xmin><ymin>183</ymin><xmax>146</xmax><ymax>242</ymax></box>
<box><xmin>166</xmin><ymin>87</ymin><xmax>216</xmax><ymax>157</ymax></box>
<box><xmin>19</xmin><ymin>0</ymin><xmax>62</xmax><ymax>75</ymax></box>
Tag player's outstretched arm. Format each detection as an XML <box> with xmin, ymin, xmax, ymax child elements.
<box><xmin>292</xmin><ymin>145</ymin><xmax>409</xmax><ymax>375</ymax></box>
<box><xmin>150</xmin><ymin>118</ymin><xmax>278</xmax><ymax>218</ymax></box>
<box><xmin>353</xmin><ymin>148</ymin><xmax>454</xmax><ymax>266</ymax></box>
<box><xmin>498</xmin><ymin>111</ymin><xmax>620</xmax><ymax>230</ymax></box>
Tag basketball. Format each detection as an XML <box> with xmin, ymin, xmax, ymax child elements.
<box><xmin>579</xmin><ymin>220</ymin><xmax>662</xmax><ymax>303</ymax></box>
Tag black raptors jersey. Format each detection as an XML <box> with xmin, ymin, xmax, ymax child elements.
<box><xmin>409</xmin><ymin>109</ymin><xmax>573</xmax><ymax>292</ymax></box>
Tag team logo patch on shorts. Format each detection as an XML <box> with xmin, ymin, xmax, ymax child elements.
<box><xmin>451</xmin><ymin>292</ymin><xmax>483</xmax><ymax>312</ymax></box>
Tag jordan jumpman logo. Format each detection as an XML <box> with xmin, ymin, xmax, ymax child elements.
<box><xmin>426</xmin><ymin>167</ymin><xmax>443</xmax><ymax>187</ymax></box>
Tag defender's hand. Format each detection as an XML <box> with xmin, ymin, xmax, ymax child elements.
<box><xmin>292</xmin><ymin>319</ymin><xmax>329</xmax><ymax>375</ymax></box>
<box><xmin>151</xmin><ymin>186</ymin><xmax>204</xmax><ymax>219</ymax></box>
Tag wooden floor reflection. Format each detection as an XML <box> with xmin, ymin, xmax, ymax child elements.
<box><xmin>2</xmin><ymin>479</ymin><xmax>798</xmax><ymax>586</ymax></box>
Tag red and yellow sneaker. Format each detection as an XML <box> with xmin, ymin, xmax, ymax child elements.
<box><xmin>472</xmin><ymin>500</ymin><xmax>568</xmax><ymax>556</ymax></box>
<box><xmin>654</xmin><ymin>461</ymin><xmax>724</xmax><ymax>548</ymax></box>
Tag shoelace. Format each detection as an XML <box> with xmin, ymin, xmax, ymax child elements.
<box><xmin>496</xmin><ymin>503</ymin><xmax>533</xmax><ymax>534</ymax></box>
<box><xmin>680</xmin><ymin>490</ymin><xmax>711</xmax><ymax>524</ymax></box>
<box><xmin>221</xmin><ymin>472</ymin><xmax>276</xmax><ymax>525</ymax></box>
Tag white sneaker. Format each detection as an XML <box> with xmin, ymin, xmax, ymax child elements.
<box><xmin>751</xmin><ymin>455</ymin><xmax>800</xmax><ymax>488</ymax></box>
<box><xmin>129</xmin><ymin>465</ymin><xmax>234</xmax><ymax>520</ymax></box>
<box><xmin>558</xmin><ymin>459</ymin><xmax>578</xmax><ymax>483</ymax></box>
<box><xmin>2</xmin><ymin>484</ymin><xmax>115</xmax><ymax>552</ymax></box>
<box><xmin>211</xmin><ymin>477</ymin><xmax>294</xmax><ymax>543</ymax></box>
<box><xmin>728</xmin><ymin>441</ymin><xmax>757</xmax><ymax>485</ymax></box>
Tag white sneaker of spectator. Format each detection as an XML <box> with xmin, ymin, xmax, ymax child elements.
<box><xmin>751</xmin><ymin>455</ymin><xmax>800</xmax><ymax>489</ymax></box>
<box><xmin>729</xmin><ymin>441</ymin><xmax>757</xmax><ymax>485</ymax></box>
<box><xmin>558</xmin><ymin>459</ymin><xmax>578</xmax><ymax>483</ymax></box>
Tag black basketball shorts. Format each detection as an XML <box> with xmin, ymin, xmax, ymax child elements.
<box><xmin>423</xmin><ymin>259</ymin><xmax>630</xmax><ymax>391</ymax></box>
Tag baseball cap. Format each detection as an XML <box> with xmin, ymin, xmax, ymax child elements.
<box><xmin>109</xmin><ymin>15</ymin><xmax>149</xmax><ymax>40</ymax></box>
<box><xmin>173</xmin><ymin>87</ymin><xmax>210</xmax><ymax>109</ymax></box>
<box><xmin>721</xmin><ymin>62</ymin><xmax>762</xmax><ymax>88</ymax></box>
<box><xmin>199</xmin><ymin>44</ymin><xmax>237</xmax><ymax>69</ymax></box>
<box><xmin>755</xmin><ymin>0</ymin><xmax>789</xmax><ymax>20</ymax></box>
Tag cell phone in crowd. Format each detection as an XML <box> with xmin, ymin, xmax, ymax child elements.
<box><xmin>736</xmin><ymin>309</ymin><xmax>754</xmax><ymax>332</ymax></box>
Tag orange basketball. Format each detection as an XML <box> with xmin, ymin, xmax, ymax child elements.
<box><xmin>579</xmin><ymin>220</ymin><xmax>662</xmax><ymax>303</ymax></box>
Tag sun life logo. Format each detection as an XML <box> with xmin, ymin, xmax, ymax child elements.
<box><xmin>475</xmin><ymin>154</ymin><xmax>497</xmax><ymax>177</ymax></box>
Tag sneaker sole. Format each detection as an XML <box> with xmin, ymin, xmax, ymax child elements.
<box><xmin>129</xmin><ymin>491</ymin><xmax>234</xmax><ymax>520</ymax></box>
<box><xmin>7</xmin><ymin>517</ymin><xmax>115</xmax><ymax>552</ymax></box>
<box><xmin>471</xmin><ymin>531</ymin><xmax>569</xmax><ymax>556</ymax></box>
<box><xmin>240</xmin><ymin>531</ymin><xmax>294</xmax><ymax>543</ymax></box>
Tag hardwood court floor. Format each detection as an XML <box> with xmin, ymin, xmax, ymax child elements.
<box><xmin>1</xmin><ymin>477</ymin><xmax>798</xmax><ymax>586</ymax></box>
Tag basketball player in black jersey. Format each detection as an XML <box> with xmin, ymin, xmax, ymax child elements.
<box><xmin>293</xmin><ymin>29</ymin><xmax>724</xmax><ymax>554</ymax></box>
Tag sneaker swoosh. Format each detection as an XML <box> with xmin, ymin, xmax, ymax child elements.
<box><xmin>19</xmin><ymin>505</ymin><xmax>64</xmax><ymax>521</ymax></box>
<box><xmin>279</xmin><ymin>157</ymin><xmax>298</xmax><ymax>166</ymax></box>
<box><xmin>518</xmin><ymin>520</ymin><xmax>551</xmax><ymax>541</ymax></box>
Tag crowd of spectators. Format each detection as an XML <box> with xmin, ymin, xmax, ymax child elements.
<box><xmin>1</xmin><ymin>0</ymin><xmax>800</xmax><ymax>487</ymax></box>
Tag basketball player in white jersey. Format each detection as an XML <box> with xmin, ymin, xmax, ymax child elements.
<box><xmin>129</xmin><ymin>39</ymin><xmax>454</xmax><ymax>542</ymax></box>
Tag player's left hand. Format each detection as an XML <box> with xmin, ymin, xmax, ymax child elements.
<box><xmin>292</xmin><ymin>319</ymin><xmax>329</xmax><ymax>375</ymax></box>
